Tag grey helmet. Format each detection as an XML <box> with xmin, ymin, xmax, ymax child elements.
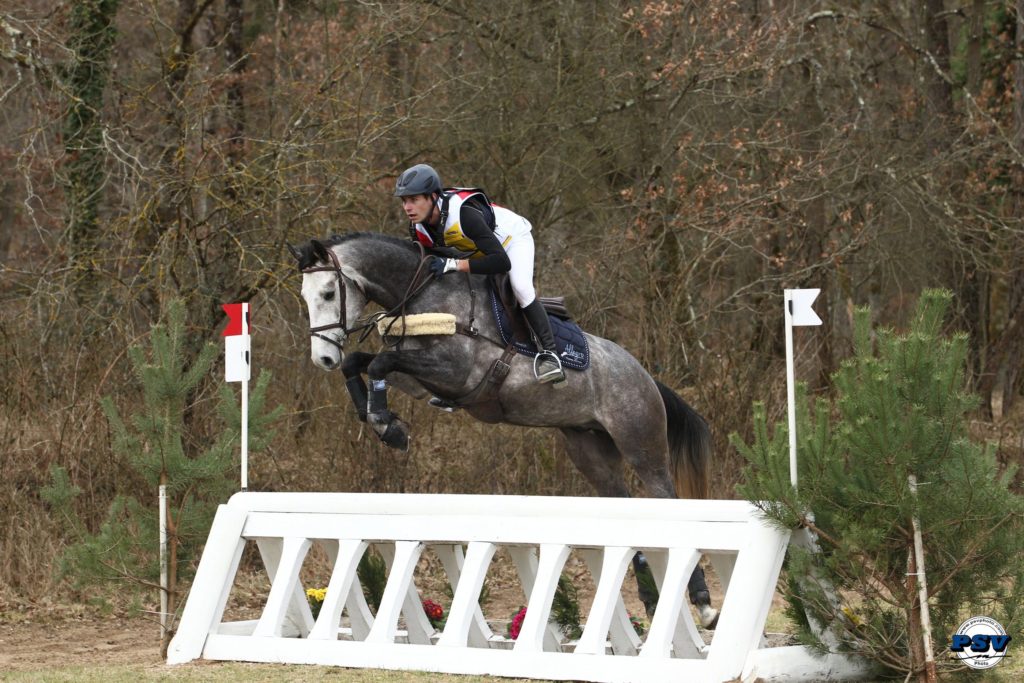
<box><xmin>394</xmin><ymin>163</ymin><xmax>442</xmax><ymax>197</ymax></box>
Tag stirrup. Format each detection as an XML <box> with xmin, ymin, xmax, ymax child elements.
<box><xmin>428</xmin><ymin>396</ymin><xmax>458</xmax><ymax>413</ymax></box>
<box><xmin>533</xmin><ymin>350</ymin><xmax>565</xmax><ymax>385</ymax></box>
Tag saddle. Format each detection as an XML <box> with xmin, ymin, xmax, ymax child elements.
<box><xmin>491</xmin><ymin>271</ymin><xmax>569</xmax><ymax>322</ymax></box>
<box><xmin>489</xmin><ymin>273</ymin><xmax>590</xmax><ymax>371</ymax></box>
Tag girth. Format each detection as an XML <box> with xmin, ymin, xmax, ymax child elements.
<box><xmin>448</xmin><ymin>342</ymin><xmax>517</xmax><ymax>421</ymax></box>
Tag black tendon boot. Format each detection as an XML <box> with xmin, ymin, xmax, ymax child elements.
<box><xmin>522</xmin><ymin>300</ymin><xmax>566</xmax><ymax>386</ymax></box>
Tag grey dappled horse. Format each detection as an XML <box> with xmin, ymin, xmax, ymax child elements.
<box><xmin>291</xmin><ymin>233</ymin><xmax>718</xmax><ymax>627</ymax></box>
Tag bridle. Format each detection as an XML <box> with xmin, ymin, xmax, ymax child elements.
<box><xmin>301</xmin><ymin>248</ymin><xmax>354</xmax><ymax>351</ymax></box>
<box><xmin>300</xmin><ymin>242</ymin><xmax>437</xmax><ymax>352</ymax></box>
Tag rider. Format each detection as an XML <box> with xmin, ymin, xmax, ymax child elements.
<box><xmin>394</xmin><ymin>163</ymin><xmax>565</xmax><ymax>386</ymax></box>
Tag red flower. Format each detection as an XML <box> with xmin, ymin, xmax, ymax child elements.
<box><xmin>508</xmin><ymin>607</ymin><xmax>527</xmax><ymax>640</ymax></box>
<box><xmin>422</xmin><ymin>599</ymin><xmax>444</xmax><ymax>623</ymax></box>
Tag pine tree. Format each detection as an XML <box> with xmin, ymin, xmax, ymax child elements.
<box><xmin>43</xmin><ymin>299</ymin><xmax>281</xmax><ymax>653</ymax></box>
<box><xmin>733</xmin><ymin>289</ymin><xmax>1024</xmax><ymax>681</ymax></box>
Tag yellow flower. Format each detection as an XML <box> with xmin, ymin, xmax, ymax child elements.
<box><xmin>306</xmin><ymin>587</ymin><xmax>327</xmax><ymax>602</ymax></box>
<box><xmin>841</xmin><ymin>605</ymin><xmax>863</xmax><ymax>628</ymax></box>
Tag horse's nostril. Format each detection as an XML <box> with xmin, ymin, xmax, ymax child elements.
<box><xmin>321</xmin><ymin>356</ymin><xmax>336</xmax><ymax>368</ymax></box>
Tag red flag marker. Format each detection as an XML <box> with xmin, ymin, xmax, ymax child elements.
<box><xmin>222</xmin><ymin>303</ymin><xmax>250</xmax><ymax>337</ymax></box>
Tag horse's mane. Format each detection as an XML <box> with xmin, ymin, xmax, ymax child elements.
<box><xmin>292</xmin><ymin>232</ymin><xmax>417</xmax><ymax>270</ymax></box>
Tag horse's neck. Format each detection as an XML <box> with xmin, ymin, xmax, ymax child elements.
<box><xmin>338</xmin><ymin>240</ymin><xmax>420</xmax><ymax>309</ymax></box>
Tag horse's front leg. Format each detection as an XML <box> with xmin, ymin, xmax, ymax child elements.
<box><xmin>365</xmin><ymin>351</ymin><xmax>425</xmax><ymax>451</ymax></box>
<box><xmin>341</xmin><ymin>352</ymin><xmax>376</xmax><ymax>422</ymax></box>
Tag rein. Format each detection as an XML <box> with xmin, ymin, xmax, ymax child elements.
<box><xmin>302</xmin><ymin>239</ymin><xmax>517</xmax><ymax>415</ymax></box>
<box><xmin>376</xmin><ymin>242</ymin><xmax>435</xmax><ymax>343</ymax></box>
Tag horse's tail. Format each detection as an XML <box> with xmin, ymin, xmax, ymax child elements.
<box><xmin>655</xmin><ymin>380</ymin><xmax>711</xmax><ymax>500</ymax></box>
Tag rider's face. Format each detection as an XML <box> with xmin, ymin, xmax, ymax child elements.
<box><xmin>401</xmin><ymin>194</ymin><xmax>437</xmax><ymax>225</ymax></box>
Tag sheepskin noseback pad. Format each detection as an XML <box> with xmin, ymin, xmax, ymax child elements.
<box><xmin>376</xmin><ymin>313</ymin><xmax>458</xmax><ymax>337</ymax></box>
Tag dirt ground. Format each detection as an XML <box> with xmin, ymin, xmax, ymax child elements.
<box><xmin>0</xmin><ymin>611</ymin><xmax>164</xmax><ymax>673</ymax></box>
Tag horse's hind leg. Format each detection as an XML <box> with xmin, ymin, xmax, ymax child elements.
<box><xmin>560</xmin><ymin>427</ymin><xmax>629</xmax><ymax>497</ymax></box>
<box><xmin>602</xmin><ymin>418</ymin><xmax>718</xmax><ymax>628</ymax></box>
<box><xmin>560</xmin><ymin>428</ymin><xmax>658</xmax><ymax>618</ymax></box>
<box><xmin>602</xmin><ymin>408</ymin><xmax>676</xmax><ymax>500</ymax></box>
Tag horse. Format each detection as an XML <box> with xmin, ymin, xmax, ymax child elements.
<box><xmin>289</xmin><ymin>232</ymin><xmax>718</xmax><ymax>628</ymax></box>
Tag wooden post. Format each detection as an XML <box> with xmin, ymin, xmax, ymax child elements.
<box><xmin>908</xmin><ymin>475</ymin><xmax>937</xmax><ymax>683</ymax></box>
<box><xmin>159</xmin><ymin>484</ymin><xmax>168</xmax><ymax>646</ymax></box>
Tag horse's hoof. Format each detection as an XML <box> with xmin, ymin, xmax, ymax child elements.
<box><xmin>380</xmin><ymin>418</ymin><xmax>410</xmax><ymax>451</ymax></box>
<box><xmin>690</xmin><ymin>590</ymin><xmax>717</xmax><ymax>629</ymax></box>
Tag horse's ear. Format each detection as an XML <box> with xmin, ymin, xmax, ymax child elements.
<box><xmin>286</xmin><ymin>242</ymin><xmax>302</xmax><ymax>262</ymax></box>
<box><xmin>310</xmin><ymin>239</ymin><xmax>331</xmax><ymax>263</ymax></box>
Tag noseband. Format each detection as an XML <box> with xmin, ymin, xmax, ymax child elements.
<box><xmin>301</xmin><ymin>249</ymin><xmax>351</xmax><ymax>351</ymax></box>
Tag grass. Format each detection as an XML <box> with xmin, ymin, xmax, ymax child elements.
<box><xmin>5</xmin><ymin>658</ymin><xmax>1023</xmax><ymax>683</ymax></box>
<box><xmin>5</xmin><ymin>630</ymin><xmax>1023</xmax><ymax>683</ymax></box>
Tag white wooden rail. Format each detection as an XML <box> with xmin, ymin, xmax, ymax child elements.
<box><xmin>167</xmin><ymin>492</ymin><xmax>869</xmax><ymax>682</ymax></box>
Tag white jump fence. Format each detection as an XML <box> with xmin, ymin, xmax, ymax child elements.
<box><xmin>167</xmin><ymin>492</ymin><xmax>868</xmax><ymax>682</ymax></box>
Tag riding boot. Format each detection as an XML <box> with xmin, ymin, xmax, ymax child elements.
<box><xmin>522</xmin><ymin>299</ymin><xmax>565</xmax><ymax>385</ymax></box>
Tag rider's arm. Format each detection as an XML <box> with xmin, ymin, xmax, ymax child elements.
<box><xmin>457</xmin><ymin>203</ymin><xmax>511</xmax><ymax>275</ymax></box>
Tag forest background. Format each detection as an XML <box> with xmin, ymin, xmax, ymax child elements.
<box><xmin>1</xmin><ymin>0</ymin><xmax>1023</xmax><ymax>609</ymax></box>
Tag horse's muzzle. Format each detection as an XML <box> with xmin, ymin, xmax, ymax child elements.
<box><xmin>312</xmin><ymin>347</ymin><xmax>344</xmax><ymax>371</ymax></box>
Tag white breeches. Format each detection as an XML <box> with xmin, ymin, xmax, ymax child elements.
<box><xmin>505</xmin><ymin>234</ymin><xmax>537</xmax><ymax>308</ymax></box>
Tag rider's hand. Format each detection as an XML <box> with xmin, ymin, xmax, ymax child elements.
<box><xmin>429</xmin><ymin>256</ymin><xmax>459</xmax><ymax>278</ymax></box>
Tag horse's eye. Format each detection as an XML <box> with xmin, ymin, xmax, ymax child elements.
<box><xmin>323</xmin><ymin>290</ymin><xmax>335</xmax><ymax>301</ymax></box>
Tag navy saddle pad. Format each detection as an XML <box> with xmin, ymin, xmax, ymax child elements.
<box><xmin>490</xmin><ymin>290</ymin><xmax>590</xmax><ymax>371</ymax></box>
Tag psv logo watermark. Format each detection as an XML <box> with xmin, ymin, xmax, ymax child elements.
<box><xmin>950</xmin><ymin>616</ymin><xmax>1011</xmax><ymax>670</ymax></box>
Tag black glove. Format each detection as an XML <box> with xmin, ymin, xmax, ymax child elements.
<box><xmin>428</xmin><ymin>256</ymin><xmax>459</xmax><ymax>278</ymax></box>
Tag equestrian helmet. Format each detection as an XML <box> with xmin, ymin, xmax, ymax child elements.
<box><xmin>394</xmin><ymin>163</ymin><xmax>442</xmax><ymax>197</ymax></box>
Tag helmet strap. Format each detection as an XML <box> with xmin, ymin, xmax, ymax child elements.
<box><xmin>427</xmin><ymin>195</ymin><xmax>442</xmax><ymax>227</ymax></box>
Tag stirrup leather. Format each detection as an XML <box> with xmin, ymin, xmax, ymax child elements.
<box><xmin>533</xmin><ymin>350</ymin><xmax>565</xmax><ymax>383</ymax></box>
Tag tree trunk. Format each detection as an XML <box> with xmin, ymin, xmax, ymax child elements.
<box><xmin>966</xmin><ymin>0</ymin><xmax>985</xmax><ymax>97</ymax></box>
<box><xmin>62</xmin><ymin>0</ymin><xmax>120</xmax><ymax>306</ymax></box>
<box><xmin>1008</xmin><ymin>0</ymin><xmax>1024</xmax><ymax>414</ymax></box>
<box><xmin>921</xmin><ymin>0</ymin><xmax>954</xmax><ymax>127</ymax></box>
<box><xmin>224</xmin><ymin>0</ymin><xmax>245</xmax><ymax>178</ymax></box>
<box><xmin>978</xmin><ymin>272</ymin><xmax>1024</xmax><ymax>418</ymax></box>
<box><xmin>978</xmin><ymin>1</ymin><xmax>1024</xmax><ymax>418</ymax></box>
<box><xmin>796</xmin><ymin>35</ymin><xmax>832</xmax><ymax>388</ymax></box>
<box><xmin>1017</xmin><ymin>0</ymin><xmax>1024</xmax><ymax>149</ymax></box>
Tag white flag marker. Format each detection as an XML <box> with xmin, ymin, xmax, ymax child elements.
<box><xmin>789</xmin><ymin>288</ymin><xmax>823</xmax><ymax>327</ymax></box>
<box><xmin>784</xmin><ymin>289</ymin><xmax>822</xmax><ymax>489</ymax></box>
<box><xmin>223</xmin><ymin>303</ymin><xmax>250</xmax><ymax>490</ymax></box>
